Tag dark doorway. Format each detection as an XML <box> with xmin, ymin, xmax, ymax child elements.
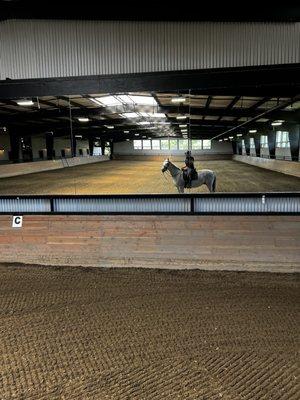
<box><xmin>21</xmin><ymin>137</ymin><xmax>33</xmax><ymax>162</ymax></box>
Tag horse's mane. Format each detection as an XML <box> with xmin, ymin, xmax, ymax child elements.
<box><xmin>167</xmin><ymin>160</ymin><xmax>180</xmax><ymax>170</ymax></box>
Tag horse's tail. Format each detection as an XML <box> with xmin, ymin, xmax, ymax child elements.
<box><xmin>212</xmin><ymin>174</ymin><xmax>216</xmax><ymax>192</ymax></box>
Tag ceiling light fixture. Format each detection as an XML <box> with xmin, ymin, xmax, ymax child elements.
<box><xmin>171</xmin><ymin>97</ymin><xmax>186</xmax><ymax>104</ymax></box>
<box><xmin>77</xmin><ymin>117</ymin><xmax>89</xmax><ymax>123</ymax></box>
<box><xmin>249</xmin><ymin>129</ymin><xmax>257</xmax><ymax>133</ymax></box>
<box><xmin>16</xmin><ymin>99</ymin><xmax>34</xmax><ymax>106</ymax></box>
<box><xmin>236</xmin><ymin>134</ymin><xmax>242</xmax><ymax>137</ymax></box>
<box><xmin>138</xmin><ymin>121</ymin><xmax>151</xmax><ymax>126</ymax></box>
<box><xmin>271</xmin><ymin>120</ymin><xmax>284</xmax><ymax>126</ymax></box>
<box><xmin>105</xmin><ymin>125</ymin><xmax>114</xmax><ymax>129</ymax></box>
<box><xmin>176</xmin><ymin>115</ymin><xmax>187</xmax><ymax>120</ymax></box>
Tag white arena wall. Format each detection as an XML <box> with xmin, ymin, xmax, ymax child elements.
<box><xmin>0</xmin><ymin>20</ymin><xmax>299</xmax><ymax>80</ymax></box>
<box><xmin>114</xmin><ymin>140</ymin><xmax>232</xmax><ymax>160</ymax></box>
<box><xmin>0</xmin><ymin>155</ymin><xmax>109</xmax><ymax>179</ymax></box>
<box><xmin>233</xmin><ymin>155</ymin><xmax>300</xmax><ymax>178</ymax></box>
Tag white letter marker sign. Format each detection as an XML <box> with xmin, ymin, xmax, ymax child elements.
<box><xmin>12</xmin><ymin>216</ymin><xmax>23</xmax><ymax>228</ymax></box>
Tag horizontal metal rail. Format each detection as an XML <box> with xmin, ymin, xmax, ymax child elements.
<box><xmin>0</xmin><ymin>193</ymin><xmax>299</xmax><ymax>215</ymax></box>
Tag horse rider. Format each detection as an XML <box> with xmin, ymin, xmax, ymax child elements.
<box><xmin>182</xmin><ymin>150</ymin><xmax>196</xmax><ymax>188</ymax></box>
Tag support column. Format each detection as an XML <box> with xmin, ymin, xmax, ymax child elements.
<box><xmin>88</xmin><ymin>137</ymin><xmax>94</xmax><ymax>156</ymax></box>
<box><xmin>254</xmin><ymin>137</ymin><xmax>261</xmax><ymax>158</ymax></box>
<box><xmin>237</xmin><ymin>140</ymin><xmax>242</xmax><ymax>155</ymax></box>
<box><xmin>72</xmin><ymin>135</ymin><xmax>77</xmax><ymax>157</ymax></box>
<box><xmin>288</xmin><ymin>124</ymin><xmax>300</xmax><ymax>161</ymax></box>
<box><xmin>9</xmin><ymin>131</ymin><xmax>20</xmax><ymax>163</ymax></box>
<box><xmin>244</xmin><ymin>137</ymin><xmax>250</xmax><ymax>156</ymax></box>
<box><xmin>231</xmin><ymin>141</ymin><xmax>237</xmax><ymax>155</ymax></box>
<box><xmin>267</xmin><ymin>131</ymin><xmax>276</xmax><ymax>159</ymax></box>
<box><xmin>45</xmin><ymin>132</ymin><xmax>54</xmax><ymax>160</ymax></box>
<box><xmin>101</xmin><ymin>140</ymin><xmax>106</xmax><ymax>156</ymax></box>
<box><xmin>110</xmin><ymin>141</ymin><xmax>114</xmax><ymax>160</ymax></box>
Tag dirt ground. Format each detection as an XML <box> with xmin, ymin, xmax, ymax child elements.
<box><xmin>0</xmin><ymin>264</ymin><xmax>299</xmax><ymax>399</ymax></box>
<box><xmin>0</xmin><ymin>160</ymin><xmax>299</xmax><ymax>194</ymax></box>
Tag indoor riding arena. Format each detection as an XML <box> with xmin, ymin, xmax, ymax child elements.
<box><xmin>0</xmin><ymin>7</ymin><xmax>299</xmax><ymax>400</ymax></box>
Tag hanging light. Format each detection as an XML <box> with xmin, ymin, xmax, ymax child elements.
<box><xmin>137</xmin><ymin>121</ymin><xmax>150</xmax><ymax>126</ymax></box>
<box><xmin>16</xmin><ymin>99</ymin><xmax>34</xmax><ymax>106</ymax></box>
<box><xmin>171</xmin><ymin>97</ymin><xmax>186</xmax><ymax>104</ymax></box>
<box><xmin>271</xmin><ymin>120</ymin><xmax>284</xmax><ymax>126</ymax></box>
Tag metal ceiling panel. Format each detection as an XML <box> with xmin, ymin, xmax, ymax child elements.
<box><xmin>0</xmin><ymin>20</ymin><xmax>299</xmax><ymax>80</ymax></box>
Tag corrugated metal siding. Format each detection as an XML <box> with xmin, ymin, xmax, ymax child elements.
<box><xmin>0</xmin><ymin>195</ymin><xmax>299</xmax><ymax>214</ymax></box>
<box><xmin>0</xmin><ymin>20</ymin><xmax>299</xmax><ymax>80</ymax></box>
<box><xmin>53</xmin><ymin>197</ymin><xmax>191</xmax><ymax>213</ymax></box>
<box><xmin>194</xmin><ymin>196</ymin><xmax>300</xmax><ymax>213</ymax></box>
<box><xmin>0</xmin><ymin>198</ymin><xmax>51</xmax><ymax>212</ymax></box>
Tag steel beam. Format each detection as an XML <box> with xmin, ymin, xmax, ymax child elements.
<box><xmin>1</xmin><ymin>64</ymin><xmax>299</xmax><ymax>99</ymax></box>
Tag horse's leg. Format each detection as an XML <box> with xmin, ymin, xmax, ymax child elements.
<box><xmin>206</xmin><ymin>176</ymin><xmax>213</xmax><ymax>193</ymax></box>
<box><xmin>212</xmin><ymin>175</ymin><xmax>216</xmax><ymax>192</ymax></box>
<box><xmin>207</xmin><ymin>175</ymin><xmax>216</xmax><ymax>193</ymax></box>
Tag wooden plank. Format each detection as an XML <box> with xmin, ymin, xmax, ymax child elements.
<box><xmin>0</xmin><ymin>215</ymin><xmax>299</xmax><ymax>272</ymax></box>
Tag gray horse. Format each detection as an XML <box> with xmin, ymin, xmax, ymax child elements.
<box><xmin>161</xmin><ymin>159</ymin><xmax>216</xmax><ymax>193</ymax></box>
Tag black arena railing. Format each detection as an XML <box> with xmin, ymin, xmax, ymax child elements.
<box><xmin>0</xmin><ymin>193</ymin><xmax>299</xmax><ymax>215</ymax></box>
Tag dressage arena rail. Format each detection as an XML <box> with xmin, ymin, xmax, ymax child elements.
<box><xmin>0</xmin><ymin>193</ymin><xmax>299</xmax><ymax>215</ymax></box>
